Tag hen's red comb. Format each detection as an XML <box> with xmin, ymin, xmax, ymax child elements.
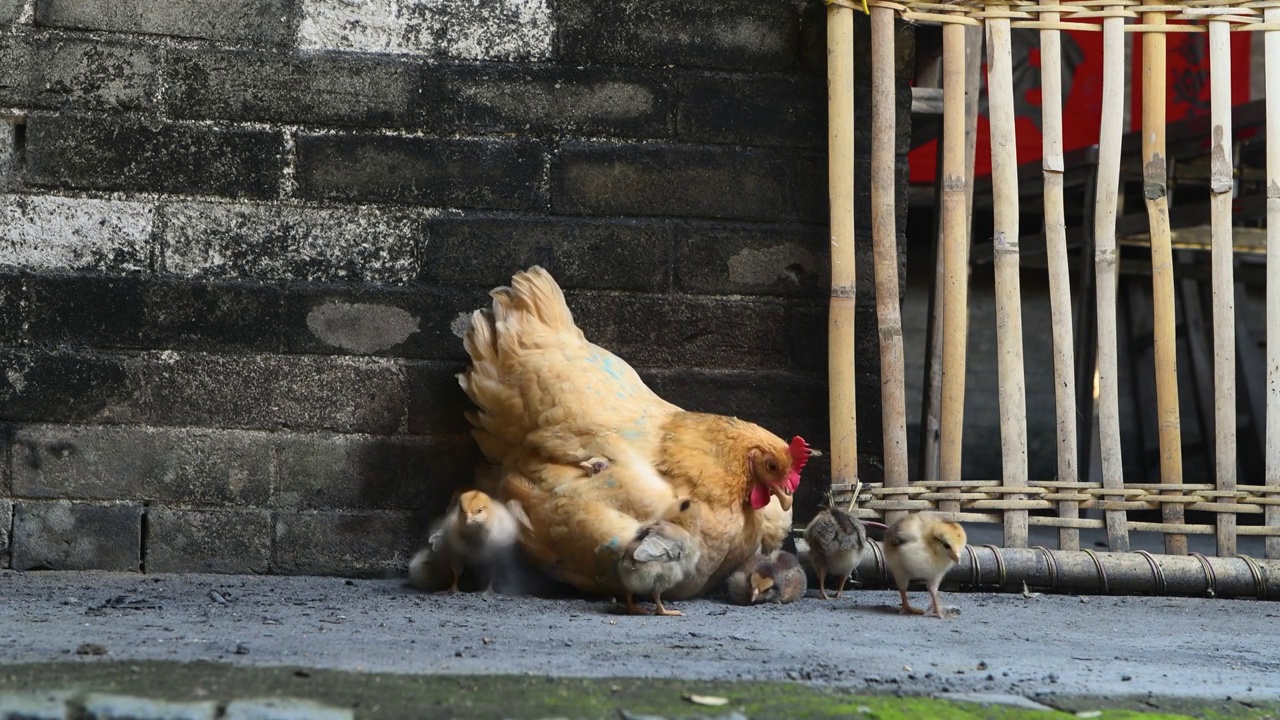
<box><xmin>786</xmin><ymin>436</ymin><xmax>809</xmax><ymax>491</ymax></box>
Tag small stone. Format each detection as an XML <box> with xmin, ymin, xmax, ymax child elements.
<box><xmin>234</xmin><ymin>644</ymin><xmax>250</xmax><ymax>655</ymax></box>
<box><xmin>76</xmin><ymin>643</ymin><xmax>108</xmax><ymax>656</ymax></box>
<box><xmin>1122</xmin><ymin>674</ymin><xmax>1133</xmax><ymax>681</ymax></box>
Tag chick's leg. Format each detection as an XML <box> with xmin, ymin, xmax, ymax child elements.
<box><xmin>926</xmin><ymin>578</ymin><xmax>950</xmax><ymax>619</ymax></box>
<box><xmin>814</xmin><ymin>558</ymin><xmax>829</xmax><ymax>600</ymax></box>
<box><xmin>652</xmin><ymin>593</ymin><xmax>684</xmax><ymax>617</ymax></box>
<box><xmin>623</xmin><ymin>592</ymin><xmax>650</xmax><ymax>615</ymax></box>
<box><xmin>896</xmin><ymin>585</ymin><xmax>925</xmax><ymax>615</ymax></box>
<box><xmin>834</xmin><ymin>573</ymin><xmax>849</xmax><ymax>599</ymax></box>
<box><xmin>440</xmin><ymin>558</ymin><xmax>464</xmax><ymax>593</ymax></box>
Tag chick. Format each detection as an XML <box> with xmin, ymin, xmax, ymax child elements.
<box><xmin>430</xmin><ymin>489</ymin><xmax>521</xmax><ymax>593</ymax></box>
<box><xmin>578</xmin><ymin>456</ymin><xmax>611</xmax><ymax>475</ymax></box>
<box><xmin>883</xmin><ymin>511</ymin><xmax>967</xmax><ymax>619</ymax></box>
<box><xmin>804</xmin><ymin>505</ymin><xmax>868</xmax><ymax>599</ymax></box>
<box><xmin>727</xmin><ymin>551</ymin><xmax>806</xmax><ymax>605</ymax></box>
<box><xmin>618</xmin><ymin>497</ymin><xmax>702</xmax><ymax>616</ymax></box>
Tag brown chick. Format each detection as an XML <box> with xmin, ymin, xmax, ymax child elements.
<box><xmin>727</xmin><ymin>551</ymin><xmax>806</xmax><ymax>605</ymax></box>
<box><xmin>883</xmin><ymin>511</ymin><xmax>967</xmax><ymax>619</ymax></box>
<box><xmin>618</xmin><ymin>498</ymin><xmax>702</xmax><ymax>616</ymax></box>
<box><xmin>429</xmin><ymin>489</ymin><xmax>521</xmax><ymax>593</ymax></box>
<box><xmin>803</xmin><ymin>506</ymin><xmax>868</xmax><ymax>599</ymax></box>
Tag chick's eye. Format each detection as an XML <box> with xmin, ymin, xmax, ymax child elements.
<box><xmin>941</xmin><ymin>541</ymin><xmax>951</xmax><ymax>550</ymax></box>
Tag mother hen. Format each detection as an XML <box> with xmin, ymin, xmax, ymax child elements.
<box><xmin>458</xmin><ymin>267</ymin><xmax>810</xmax><ymax>600</ymax></box>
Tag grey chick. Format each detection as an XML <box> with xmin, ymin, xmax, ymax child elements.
<box><xmin>618</xmin><ymin>497</ymin><xmax>702</xmax><ymax>616</ymax></box>
<box><xmin>803</xmin><ymin>505</ymin><xmax>868</xmax><ymax>599</ymax></box>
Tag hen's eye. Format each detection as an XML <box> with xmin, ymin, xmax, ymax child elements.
<box><xmin>766</xmin><ymin>460</ymin><xmax>779</xmax><ymax>473</ymax></box>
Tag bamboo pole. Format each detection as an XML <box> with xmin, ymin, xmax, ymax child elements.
<box><xmin>938</xmin><ymin>19</ymin><xmax>970</xmax><ymax>514</ymax></box>
<box><xmin>922</xmin><ymin>27</ymin><xmax>982</xmax><ymax>485</ymax></box>
<box><xmin>854</xmin><ymin>545</ymin><xmax>1279</xmax><ymax>599</ymax></box>
<box><xmin>870</xmin><ymin>5</ymin><xmax>908</xmax><ymax>523</ymax></box>
<box><xmin>985</xmin><ymin>11</ymin><xmax>1029</xmax><ymax>549</ymax></box>
<box><xmin>1266</xmin><ymin>6</ymin><xmax>1280</xmax><ymax>560</ymax></box>
<box><xmin>828</xmin><ymin>1</ymin><xmax>859</xmax><ymax>490</ymax></box>
<box><xmin>1207</xmin><ymin>16</ymin><xmax>1237</xmax><ymax>558</ymax></box>
<box><xmin>1039</xmin><ymin>0</ymin><xmax>1080</xmax><ymax>551</ymax></box>
<box><xmin>1095</xmin><ymin>8</ymin><xmax>1130</xmax><ymax>553</ymax></box>
<box><xmin>1141</xmin><ymin>0</ymin><xmax>1187</xmax><ymax>556</ymax></box>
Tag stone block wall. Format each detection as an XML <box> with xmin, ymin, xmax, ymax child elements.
<box><xmin>0</xmin><ymin>0</ymin><xmax>914</xmax><ymax>576</ymax></box>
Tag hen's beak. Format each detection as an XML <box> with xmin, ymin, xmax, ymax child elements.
<box><xmin>770</xmin><ymin>483</ymin><xmax>794</xmax><ymax>511</ymax></box>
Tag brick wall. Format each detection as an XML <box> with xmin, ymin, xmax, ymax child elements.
<box><xmin>0</xmin><ymin>0</ymin><xmax>914</xmax><ymax>577</ymax></box>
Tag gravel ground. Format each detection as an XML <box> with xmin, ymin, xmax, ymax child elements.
<box><xmin>2</xmin><ymin>570</ymin><xmax>1278</xmax><ymax>705</ymax></box>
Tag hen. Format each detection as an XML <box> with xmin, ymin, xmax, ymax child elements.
<box><xmin>459</xmin><ymin>266</ymin><xmax>809</xmax><ymax>599</ymax></box>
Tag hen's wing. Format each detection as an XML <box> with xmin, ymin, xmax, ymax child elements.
<box><xmin>631</xmin><ymin>526</ymin><xmax>688</xmax><ymax>562</ymax></box>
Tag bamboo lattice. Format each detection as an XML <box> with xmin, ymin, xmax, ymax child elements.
<box><xmin>824</xmin><ymin>0</ymin><xmax>1280</xmax><ymax>597</ymax></box>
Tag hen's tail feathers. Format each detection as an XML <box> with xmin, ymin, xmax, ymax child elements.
<box><xmin>505</xmin><ymin>266</ymin><xmax>583</xmax><ymax>341</ymax></box>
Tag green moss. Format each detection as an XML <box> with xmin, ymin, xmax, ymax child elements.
<box><xmin>0</xmin><ymin>662</ymin><xmax>1275</xmax><ymax>720</ymax></box>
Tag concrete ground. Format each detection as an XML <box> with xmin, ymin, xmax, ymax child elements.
<box><xmin>2</xmin><ymin>569</ymin><xmax>1279</xmax><ymax>716</ymax></box>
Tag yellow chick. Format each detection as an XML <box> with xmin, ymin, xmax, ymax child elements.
<box><xmin>618</xmin><ymin>497</ymin><xmax>702</xmax><ymax>616</ymax></box>
<box><xmin>428</xmin><ymin>489</ymin><xmax>521</xmax><ymax>594</ymax></box>
<box><xmin>883</xmin><ymin>511</ymin><xmax>967</xmax><ymax>619</ymax></box>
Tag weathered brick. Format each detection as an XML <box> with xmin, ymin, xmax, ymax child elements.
<box><xmin>82</xmin><ymin>693</ymin><xmax>217</xmax><ymax>720</ymax></box>
<box><xmin>553</xmin><ymin>142</ymin><xmax>810</xmax><ymax>222</ymax></box>
<box><xmin>423</xmin><ymin>215</ymin><xmax>672</xmax><ymax>291</ymax></box>
<box><xmin>0</xmin><ymin>350</ymin><xmax>135</xmax><ymax>425</ymax></box>
<box><xmin>404</xmin><ymin>362</ymin><xmax>471</xmax><ymax>436</ymax></box>
<box><xmin>299</xmin><ymin>0</ymin><xmax>552</xmax><ymax>61</ymax></box>
<box><xmin>164</xmin><ymin>47</ymin><xmax>422</xmax><ymax>128</ymax></box>
<box><xmin>0</xmin><ymin>498</ymin><xmax>12</xmax><ymax>567</ymax></box>
<box><xmin>428</xmin><ymin>64</ymin><xmax>671</xmax><ymax>138</ymax></box>
<box><xmin>160</xmin><ymin>201</ymin><xmax>424</xmax><ymax>285</ymax></box>
<box><xmin>11</xmin><ymin>500</ymin><xmax>142</xmax><ymax>571</ymax></box>
<box><xmin>676</xmin><ymin>74</ymin><xmax>824</xmax><ymax>148</ymax></box>
<box><xmin>674</xmin><ymin>223</ymin><xmax>828</xmax><ymax>297</ymax></box>
<box><xmin>273</xmin><ymin>433</ymin><xmax>472</xmax><ymax>512</ymax></box>
<box><xmin>224</xmin><ymin>698</ymin><xmax>354</xmax><ymax>720</ymax></box>
<box><xmin>25</xmin><ymin>116</ymin><xmax>285</xmax><ymax>198</ymax></box>
<box><xmin>146</xmin><ymin>508</ymin><xmax>271</xmax><ymax>574</ymax></box>
<box><xmin>0</xmin><ymin>349</ymin><xmax>408</xmax><ymax>433</ymax></box>
<box><xmin>0</xmin><ymin>34</ymin><xmax>160</xmax><ymax>112</ymax></box>
<box><xmin>11</xmin><ymin>424</ymin><xmax>272</xmax><ymax>506</ymax></box>
<box><xmin>14</xmin><ymin>274</ymin><xmax>284</xmax><ymax>353</ymax></box>
<box><xmin>132</xmin><ymin>353</ymin><xmax>408</xmax><ymax>434</ymax></box>
<box><xmin>0</xmin><ymin>120</ymin><xmax>15</xmax><ymax>190</ymax></box>
<box><xmin>0</xmin><ymin>0</ymin><xmax>22</xmax><ymax>24</ymax></box>
<box><xmin>0</xmin><ymin>693</ymin><xmax>69</xmax><ymax>720</ymax></box>
<box><xmin>36</xmin><ymin>0</ymin><xmax>298</xmax><ymax>45</ymax></box>
<box><xmin>650</xmin><ymin>369</ymin><xmax>825</xmax><ymax>422</ymax></box>
<box><xmin>557</xmin><ymin>0</ymin><xmax>800</xmax><ymax>72</ymax></box>
<box><xmin>274</xmin><ymin>510</ymin><xmax>416</xmax><ymax>577</ymax></box>
<box><xmin>0</xmin><ymin>194</ymin><xmax>154</xmax><ymax>273</ymax></box>
<box><xmin>295</xmin><ymin>134</ymin><xmax>546</xmax><ymax>210</ymax></box>
<box><xmin>281</xmin><ymin>285</ymin><xmax>485</xmax><ymax>360</ymax></box>
<box><xmin>566</xmin><ymin>292</ymin><xmax>825</xmax><ymax>372</ymax></box>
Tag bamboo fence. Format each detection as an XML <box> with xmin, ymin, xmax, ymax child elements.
<box><xmin>825</xmin><ymin>0</ymin><xmax>1280</xmax><ymax>597</ymax></box>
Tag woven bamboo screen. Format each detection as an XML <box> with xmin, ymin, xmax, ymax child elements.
<box><xmin>825</xmin><ymin>0</ymin><xmax>1280</xmax><ymax>597</ymax></box>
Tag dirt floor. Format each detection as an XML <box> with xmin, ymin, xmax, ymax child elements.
<box><xmin>2</xmin><ymin>569</ymin><xmax>1279</xmax><ymax>719</ymax></box>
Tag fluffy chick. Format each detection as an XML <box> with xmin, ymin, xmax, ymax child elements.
<box><xmin>429</xmin><ymin>489</ymin><xmax>521</xmax><ymax>593</ymax></box>
<box><xmin>883</xmin><ymin>511</ymin><xmax>967</xmax><ymax>619</ymax></box>
<box><xmin>727</xmin><ymin>551</ymin><xmax>806</xmax><ymax>605</ymax></box>
<box><xmin>618</xmin><ymin>497</ymin><xmax>702</xmax><ymax>616</ymax></box>
<box><xmin>804</xmin><ymin>506</ymin><xmax>868</xmax><ymax>599</ymax></box>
